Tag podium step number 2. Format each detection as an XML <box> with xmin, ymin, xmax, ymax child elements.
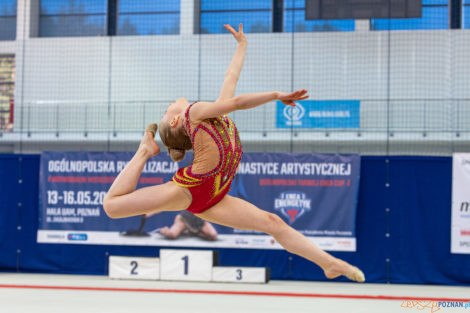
<box><xmin>109</xmin><ymin>256</ymin><xmax>160</xmax><ymax>280</ymax></box>
<box><xmin>160</xmin><ymin>249</ymin><xmax>217</xmax><ymax>282</ymax></box>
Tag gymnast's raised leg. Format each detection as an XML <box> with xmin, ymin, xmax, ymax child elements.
<box><xmin>197</xmin><ymin>195</ymin><xmax>365</xmax><ymax>282</ymax></box>
<box><xmin>103</xmin><ymin>124</ymin><xmax>191</xmax><ymax>219</ymax></box>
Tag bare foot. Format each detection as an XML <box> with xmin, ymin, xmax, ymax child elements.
<box><xmin>159</xmin><ymin>226</ymin><xmax>170</xmax><ymax>236</ymax></box>
<box><xmin>159</xmin><ymin>226</ymin><xmax>177</xmax><ymax>239</ymax></box>
<box><xmin>139</xmin><ymin>123</ymin><xmax>160</xmax><ymax>157</ymax></box>
<box><xmin>324</xmin><ymin>258</ymin><xmax>365</xmax><ymax>283</ymax></box>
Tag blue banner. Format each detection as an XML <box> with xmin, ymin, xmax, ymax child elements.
<box><xmin>276</xmin><ymin>100</ymin><xmax>360</xmax><ymax>129</ymax></box>
<box><xmin>38</xmin><ymin>152</ymin><xmax>360</xmax><ymax>251</ymax></box>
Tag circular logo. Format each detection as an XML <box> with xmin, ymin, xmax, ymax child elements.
<box><xmin>283</xmin><ymin>103</ymin><xmax>305</xmax><ymax>121</ymax></box>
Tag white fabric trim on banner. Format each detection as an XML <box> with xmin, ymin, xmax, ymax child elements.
<box><xmin>451</xmin><ymin>153</ymin><xmax>470</xmax><ymax>254</ymax></box>
<box><xmin>37</xmin><ymin>230</ymin><xmax>356</xmax><ymax>252</ymax></box>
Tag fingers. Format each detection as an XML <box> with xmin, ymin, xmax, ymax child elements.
<box><xmin>290</xmin><ymin>89</ymin><xmax>308</xmax><ymax>99</ymax></box>
<box><xmin>280</xmin><ymin>89</ymin><xmax>308</xmax><ymax>106</ymax></box>
<box><xmin>224</xmin><ymin>24</ymin><xmax>236</xmax><ymax>35</ymax></box>
<box><xmin>292</xmin><ymin>89</ymin><xmax>307</xmax><ymax>97</ymax></box>
<box><xmin>224</xmin><ymin>23</ymin><xmax>245</xmax><ymax>36</ymax></box>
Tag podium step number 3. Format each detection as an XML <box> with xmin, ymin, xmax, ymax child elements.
<box><xmin>160</xmin><ymin>249</ymin><xmax>216</xmax><ymax>282</ymax></box>
<box><xmin>212</xmin><ymin>266</ymin><xmax>270</xmax><ymax>283</ymax></box>
<box><xmin>109</xmin><ymin>256</ymin><xmax>160</xmax><ymax>280</ymax></box>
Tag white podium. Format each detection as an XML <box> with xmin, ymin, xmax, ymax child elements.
<box><xmin>160</xmin><ymin>249</ymin><xmax>217</xmax><ymax>282</ymax></box>
<box><xmin>108</xmin><ymin>250</ymin><xmax>270</xmax><ymax>284</ymax></box>
<box><xmin>212</xmin><ymin>266</ymin><xmax>270</xmax><ymax>283</ymax></box>
<box><xmin>109</xmin><ymin>256</ymin><xmax>160</xmax><ymax>280</ymax></box>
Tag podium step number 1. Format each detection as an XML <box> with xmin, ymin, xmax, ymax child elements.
<box><xmin>109</xmin><ymin>256</ymin><xmax>160</xmax><ymax>280</ymax></box>
<box><xmin>160</xmin><ymin>249</ymin><xmax>216</xmax><ymax>282</ymax></box>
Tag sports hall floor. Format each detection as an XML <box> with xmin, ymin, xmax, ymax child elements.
<box><xmin>0</xmin><ymin>273</ymin><xmax>468</xmax><ymax>313</ymax></box>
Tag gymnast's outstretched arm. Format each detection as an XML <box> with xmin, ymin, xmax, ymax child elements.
<box><xmin>190</xmin><ymin>90</ymin><xmax>309</xmax><ymax>122</ymax></box>
<box><xmin>216</xmin><ymin>24</ymin><xmax>247</xmax><ymax>102</ymax></box>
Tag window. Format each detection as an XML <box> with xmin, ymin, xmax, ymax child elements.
<box><xmin>0</xmin><ymin>55</ymin><xmax>14</xmax><ymax>131</ymax></box>
<box><xmin>200</xmin><ymin>0</ymin><xmax>272</xmax><ymax>34</ymax></box>
<box><xmin>39</xmin><ymin>0</ymin><xmax>107</xmax><ymax>37</ymax></box>
<box><xmin>464</xmin><ymin>0</ymin><xmax>470</xmax><ymax>28</ymax></box>
<box><xmin>117</xmin><ymin>0</ymin><xmax>180</xmax><ymax>35</ymax></box>
<box><xmin>0</xmin><ymin>0</ymin><xmax>16</xmax><ymax>40</ymax></box>
<box><xmin>371</xmin><ymin>0</ymin><xmax>448</xmax><ymax>30</ymax></box>
<box><xmin>284</xmin><ymin>0</ymin><xmax>355</xmax><ymax>32</ymax></box>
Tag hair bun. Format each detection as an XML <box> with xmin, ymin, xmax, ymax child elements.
<box><xmin>169</xmin><ymin>148</ymin><xmax>186</xmax><ymax>162</ymax></box>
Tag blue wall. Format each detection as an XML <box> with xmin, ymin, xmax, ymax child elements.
<box><xmin>0</xmin><ymin>154</ymin><xmax>469</xmax><ymax>285</ymax></box>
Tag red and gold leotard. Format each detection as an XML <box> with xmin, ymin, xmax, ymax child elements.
<box><xmin>172</xmin><ymin>102</ymin><xmax>243</xmax><ymax>214</ymax></box>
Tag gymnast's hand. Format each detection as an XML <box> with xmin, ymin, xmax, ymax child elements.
<box><xmin>224</xmin><ymin>23</ymin><xmax>246</xmax><ymax>45</ymax></box>
<box><xmin>277</xmin><ymin>89</ymin><xmax>309</xmax><ymax>106</ymax></box>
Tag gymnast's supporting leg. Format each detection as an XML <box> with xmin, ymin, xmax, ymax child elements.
<box><xmin>103</xmin><ymin>124</ymin><xmax>191</xmax><ymax>219</ymax></box>
<box><xmin>105</xmin><ymin>124</ymin><xmax>159</xmax><ymax>199</ymax></box>
<box><xmin>197</xmin><ymin>195</ymin><xmax>364</xmax><ymax>282</ymax></box>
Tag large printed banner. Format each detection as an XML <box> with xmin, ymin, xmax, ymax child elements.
<box><xmin>451</xmin><ymin>153</ymin><xmax>470</xmax><ymax>254</ymax></box>
<box><xmin>38</xmin><ymin>152</ymin><xmax>360</xmax><ymax>251</ymax></box>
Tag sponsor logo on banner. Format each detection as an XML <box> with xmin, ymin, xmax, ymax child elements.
<box><xmin>235</xmin><ymin>238</ymin><xmax>249</xmax><ymax>245</ymax></box>
<box><xmin>337</xmin><ymin>240</ymin><xmax>352</xmax><ymax>248</ymax></box>
<box><xmin>274</xmin><ymin>191</ymin><xmax>312</xmax><ymax>224</ymax></box>
<box><xmin>47</xmin><ymin>233</ymin><xmax>65</xmax><ymax>240</ymax></box>
<box><xmin>252</xmin><ymin>238</ymin><xmax>268</xmax><ymax>245</ymax></box>
<box><xmin>283</xmin><ymin>103</ymin><xmax>306</xmax><ymax>126</ymax></box>
<box><xmin>276</xmin><ymin>100</ymin><xmax>360</xmax><ymax>129</ymax></box>
<box><xmin>67</xmin><ymin>233</ymin><xmax>88</xmax><ymax>241</ymax></box>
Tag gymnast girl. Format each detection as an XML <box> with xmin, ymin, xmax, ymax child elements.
<box><xmin>103</xmin><ymin>24</ymin><xmax>364</xmax><ymax>282</ymax></box>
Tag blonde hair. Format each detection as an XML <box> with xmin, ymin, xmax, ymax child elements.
<box><xmin>159</xmin><ymin>119</ymin><xmax>192</xmax><ymax>162</ymax></box>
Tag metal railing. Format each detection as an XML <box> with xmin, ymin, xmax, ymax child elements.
<box><xmin>1</xmin><ymin>99</ymin><xmax>469</xmax><ymax>155</ymax></box>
